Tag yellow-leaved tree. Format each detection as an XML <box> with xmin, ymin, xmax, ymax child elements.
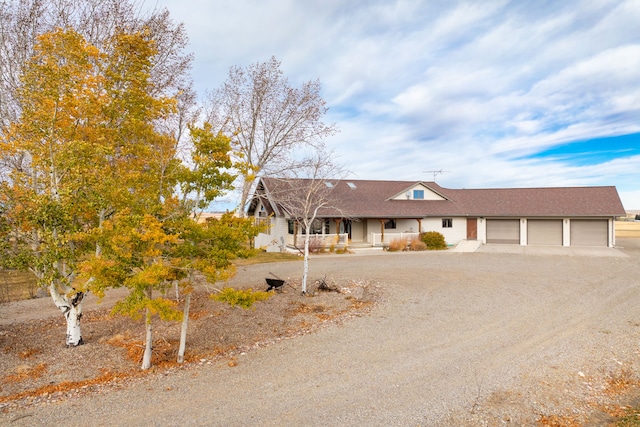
<box><xmin>0</xmin><ymin>28</ymin><xmax>261</xmax><ymax>367</ymax></box>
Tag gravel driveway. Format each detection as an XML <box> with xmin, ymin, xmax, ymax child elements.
<box><xmin>3</xmin><ymin>239</ymin><xmax>640</xmax><ymax>426</ymax></box>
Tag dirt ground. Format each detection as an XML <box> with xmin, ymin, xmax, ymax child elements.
<box><xmin>1</xmin><ymin>237</ymin><xmax>640</xmax><ymax>426</ymax></box>
<box><xmin>0</xmin><ymin>272</ymin><xmax>380</xmax><ymax>409</ymax></box>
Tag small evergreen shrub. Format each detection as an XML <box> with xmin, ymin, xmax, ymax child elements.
<box><xmin>211</xmin><ymin>287</ymin><xmax>271</xmax><ymax>309</ymax></box>
<box><xmin>387</xmin><ymin>238</ymin><xmax>407</xmax><ymax>252</ymax></box>
<box><xmin>420</xmin><ymin>231</ymin><xmax>447</xmax><ymax>250</ymax></box>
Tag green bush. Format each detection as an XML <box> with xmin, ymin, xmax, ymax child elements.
<box><xmin>211</xmin><ymin>287</ymin><xmax>271</xmax><ymax>309</ymax></box>
<box><xmin>419</xmin><ymin>231</ymin><xmax>447</xmax><ymax>250</ymax></box>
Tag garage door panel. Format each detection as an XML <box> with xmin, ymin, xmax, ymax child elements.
<box><xmin>570</xmin><ymin>220</ymin><xmax>607</xmax><ymax>246</ymax></box>
<box><xmin>528</xmin><ymin>219</ymin><xmax>562</xmax><ymax>246</ymax></box>
<box><xmin>486</xmin><ymin>219</ymin><xmax>520</xmax><ymax>244</ymax></box>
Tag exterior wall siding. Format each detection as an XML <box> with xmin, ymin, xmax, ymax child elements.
<box><xmin>421</xmin><ymin>218</ymin><xmax>466</xmax><ymax>245</ymax></box>
<box><xmin>252</xmin><ymin>213</ymin><xmax>618</xmax><ymax>249</ymax></box>
<box><xmin>478</xmin><ymin>218</ymin><xmax>487</xmax><ymax>244</ymax></box>
<box><xmin>364</xmin><ymin>217</ymin><xmax>466</xmax><ymax>245</ymax></box>
<box><xmin>254</xmin><ymin>216</ymin><xmax>288</xmax><ymax>251</ymax></box>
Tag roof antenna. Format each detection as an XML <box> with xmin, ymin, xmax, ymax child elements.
<box><xmin>423</xmin><ymin>169</ymin><xmax>450</xmax><ymax>182</ymax></box>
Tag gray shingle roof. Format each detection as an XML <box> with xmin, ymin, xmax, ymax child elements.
<box><xmin>254</xmin><ymin>178</ymin><xmax>626</xmax><ymax>218</ymax></box>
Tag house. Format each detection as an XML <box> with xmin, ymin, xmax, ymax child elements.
<box><xmin>248</xmin><ymin>178</ymin><xmax>626</xmax><ymax>250</ymax></box>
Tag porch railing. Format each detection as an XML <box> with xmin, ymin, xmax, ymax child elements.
<box><xmin>286</xmin><ymin>233</ymin><xmax>349</xmax><ymax>248</ymax></box>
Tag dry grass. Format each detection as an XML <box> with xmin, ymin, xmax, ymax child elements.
<box><xmin>0</xmin><ymin>270</ymin><xmax>38</xmax><ymax>303</ymax></box>
<box><xmin>604</xmin><ymin>368</ymin><xmax>639</xmax><ymax>397</ymax></box>
<box><xmin>2</xmin><ymin>363</ymin><xmax>48</xmax><ymax>384</ymax></box>
<box><xmin>537</xmin><ymin>414</ymin><xmax>582</xmax><ymax>427</ymax></box>
<box><xmin>616</xmin><ymin>221</ymin><xmax>640</xmax><ymax>238</ymax></box>
<box><xmin>233</xmin><ymin>251</ymin><xmax>301</xmax><ymax>265</ymax></box>
<box><xmin>409</xmin><ymin>237</ymin><xmax>427</xmax><ymax>251</ymax></box>
<box><xmin>387</xmin><ymin>238</ymin><xmax>407</xmax><ymax>252</ymax></box>
<box><xmin>536</xmin><ymin>367</ymin><xmax>640</xmax><ymax>426</ymax></box>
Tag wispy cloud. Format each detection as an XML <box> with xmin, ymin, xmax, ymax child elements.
<box><xmin>156</xmin><ymin>0</ymin><xmax>640</xmax><ymax>208</ymax></box>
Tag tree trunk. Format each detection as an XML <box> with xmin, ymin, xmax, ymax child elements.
<box><xmin>49</xmin><ymin>285</ymin><xmax>84</xmax><ymax>347</ymax></box>
<box><xmin>177</xmin><ymin>292</ymin><xmax>191</xmax><ymax>364</ymax></box>
<box><xmin>142</xmin><ymin>307</ymin><xmax>153</xmax><ymax>370</ymax></box>
<box><xmin>142</xmin><ymin>285</ymin><xmax>153</xmax><ymax>370</ymax></box>
<box><xmin>237</xmin><ymin>177</ymin><xmax>254</xmax><ymax>217</ymax></box>
<box><xmin>301</xmin><ymin>231</ymin><xmax>310</xmax><ymax>294</ymax></box>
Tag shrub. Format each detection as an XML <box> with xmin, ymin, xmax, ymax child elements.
<box><xmin>420</xmin><ymin>231</ymin><xmax>447</xmax><ymax>250</ymax></box>
<box><xmin>335</xmin><ymin>246</ymin><xmax>352</xmax><ymax>254</ymax></box>
<box><xmin>387</xmin><ymin>238</ymin><xmax>407</xmax><ymax>252</ymax></box>
<box><xmin>307</xmin><ymin>237</ymin><xmax>324</xmax><ymax>254</ymax></box>
<box><xmin>409</xmin><ymin>237</ymin><xmax>427</xmax><ymax>251</ymax></box>
<box><xmin>211</xmin><ymin>287</ymin><xmax>271</xmax><ymax>309</ymax></box>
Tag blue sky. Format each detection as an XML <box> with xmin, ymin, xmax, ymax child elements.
<box><xmin>154</xmin><ymin>0</ymin><xmax>640</xmax><ymax>210</ymax></box>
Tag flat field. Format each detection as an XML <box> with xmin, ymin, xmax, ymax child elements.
<box><xmin>616</xmin><ymin>220</ymin><xmax>640</xmax><ymax>238</ymax></box>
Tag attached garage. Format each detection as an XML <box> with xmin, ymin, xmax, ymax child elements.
<box><xmin>486</xmin><ymin>219</ymin><xmax>520</xmax><ymax>244</ymax></box>
<box><xmin>570</xmin><ymin>219</ymin><xmax>608</xmax><ymax>246</ymax></box>
<box><xmin>527</xmin><ymin>219</ymin><xmax>563</xmax><ymax>246</ymax></box>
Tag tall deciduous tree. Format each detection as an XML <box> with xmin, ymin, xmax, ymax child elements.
<box><xmin>0</xmin><ymin>27</ymin><xmax>261</xmax><ymax>369</ymax></box>
<box><xmin>205</xmin><ymin>56</ymin><xmax>338</xmax><ymax>216</ymax></box>
<box><xmin>263</xmin><ymin>150</ymin><xmax>347</xmax><ymax>293</ymax></box>
<box><xmin>0</xmin><ymin>28</ymin><xmax>175</xmax><ymax>347</ymax></box>
<box><xmin>0</xmin><ymin>0</ymin><xmax>194</xmax><ymax>139</ymax></box>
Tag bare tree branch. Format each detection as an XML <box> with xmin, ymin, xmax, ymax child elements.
<box><xmin>0</xmin><ymin>0</ymin><xmax>195</xmax><ymax>136</ymax></box>
<box><xmin>262</xmin><ymin>150</ymin><xmax>349</xmax><ymax>293</ymax></box>
<box><xmin>205</xmin><ymin>56</ymin><xmax>338</xmax><ymax>216</ymax></box>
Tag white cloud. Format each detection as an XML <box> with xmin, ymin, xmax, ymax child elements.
<box><xmin>619</xmin><ymin>190</ymin><xmax>640</xmax><ymax>211</ymax></box>
<box><xmin>155</xmin><ymin>0</ymin><xmax>640</xmax><ymax>207</ymax></box>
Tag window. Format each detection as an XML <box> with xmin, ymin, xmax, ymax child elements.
<box><xmin>384</xmin><ymin>219</ymin><xmax>397</xmax><ymax>229</ymax></box>
<box><xmin>413</xmin><ymin>189</ymin><xmax>424</xmax><ymax>199</ymax></box>
<box><xmin>289</xmin><ymin>219</ymin><xmax>329</xmax><ymax>234</ymax></box>
<box><xmin>442</xmin><ymin>218</ymin><xmax>452</xmax><ymax>228</ymax></box>
<box><xmin>310</xmin><ymin>219</ymin><xmax>329</xmax><ymax>235</ymax></box>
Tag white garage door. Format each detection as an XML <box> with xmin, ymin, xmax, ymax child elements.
<box><xmin>570</xmin><ymin>219</ymin><xmax>608</xmax><ymax>246</ymax></box>
<box><xmin>486</xmin><ymin>219</ymin><xmax>520</xmax><ymax>244</ymax></box>
<box><xmin>528</xmin><ymin>219</ymin><xmax>562</xmax><ymax>246</ymax></box>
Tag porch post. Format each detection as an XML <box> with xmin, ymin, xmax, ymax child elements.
<box><xmin>416</xmin><ymin>218</ymin><xmax>422</xmax><ymax>233</ymax></box>
<box><xmin>379</xmin><ymin>219</ymin><xmax>385</xmax><ymax>243</ymax></box>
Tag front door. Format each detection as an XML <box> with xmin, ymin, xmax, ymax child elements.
<box><xmin>467</xmin><ymin>218</ymin><xmax>477</xmax><ymax>240</ymax></box>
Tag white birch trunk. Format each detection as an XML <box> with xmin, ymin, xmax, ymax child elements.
<box><xmin>301</xmin><ymin>231</ymin><xmax>310</xmax><ymax>294</ymax></box>
<box><xmin>49</xmin><ymin>284</ymin><xmax>85</xmax><ymax>346</ymax></box>
<box><xmin>177</xmin><ymin>292</ymin><xmax>191</xmax><ymax>364</ymax></box>
<box><xmin>142</xmin><ymin>307</ymin><xmax>153</xmax><ymax>370</ymax></box>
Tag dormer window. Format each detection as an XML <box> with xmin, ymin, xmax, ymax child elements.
<box><xmin>413</xmin><ymin>189</ymin><xmax>424</xmax><ymax>199</ymax></box>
